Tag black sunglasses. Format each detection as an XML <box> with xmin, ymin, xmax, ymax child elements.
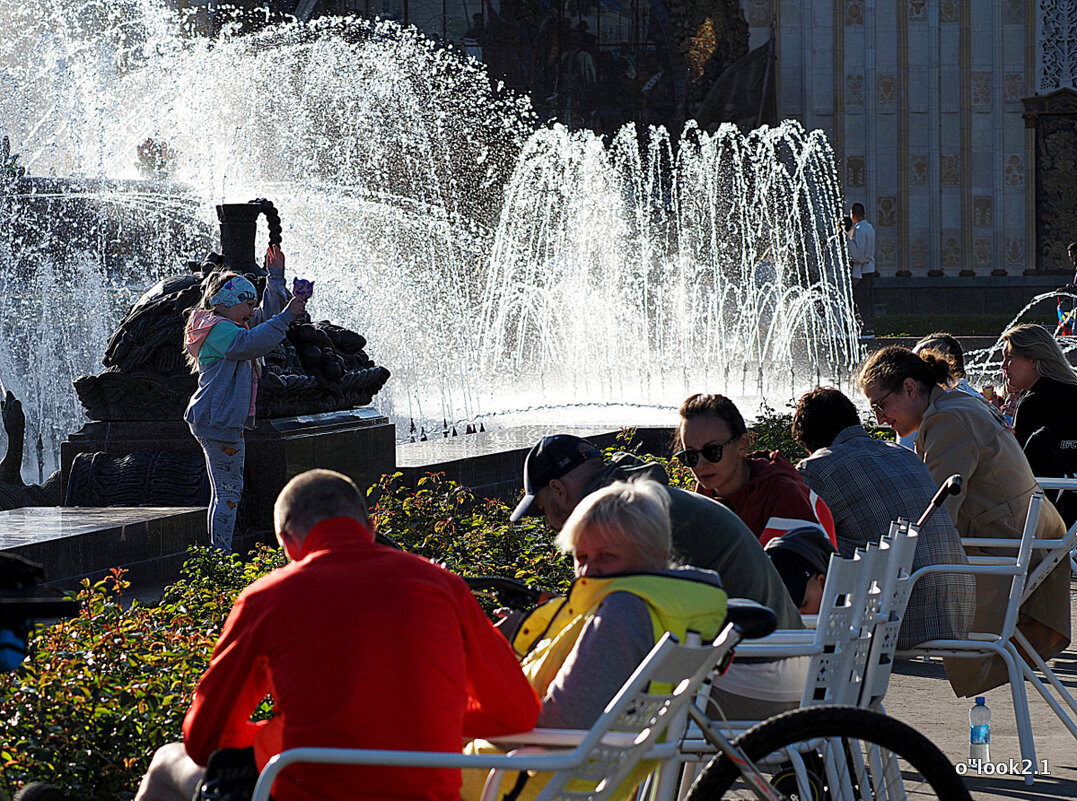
<box><xmin>674</xmin><ymin>433</ymin><xmax>739</xmax><ymax>468</ymax></box>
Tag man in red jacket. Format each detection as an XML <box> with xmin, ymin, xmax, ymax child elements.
<box><xmin>135</xmin><ymin>469</ymin><xmax>540</xmax><ymax>801</ymax></box>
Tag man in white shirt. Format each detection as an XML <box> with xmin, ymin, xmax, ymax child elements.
<box><xmin>847</xmin><ymin>202</ymin><xmax>876</xmax><ymax>336</ymax></box>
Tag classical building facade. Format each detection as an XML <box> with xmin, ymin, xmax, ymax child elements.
<box><xmin>742</xmin><ymin>0</ymin><xmax>1077</xmax><ymax>275</ymax></box>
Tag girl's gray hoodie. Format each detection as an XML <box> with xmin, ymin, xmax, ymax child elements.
<box><xmin>183</xmin><ymin>275</ymin><xmax>295</xmax><ymax>441</ymax></box>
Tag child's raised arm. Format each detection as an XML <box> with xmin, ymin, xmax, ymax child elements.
<box><xmin>255</xmin><ymin>244</ymin><xmax>290</xmax><ymax>322</ymax></box>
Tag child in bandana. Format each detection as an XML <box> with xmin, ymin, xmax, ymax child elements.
<box><xmin>183</xmin><ymin>246</ymin><xmax>308</xmax><ymax>552</ymax></box>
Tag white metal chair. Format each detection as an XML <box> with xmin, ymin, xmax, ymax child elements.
<box><xmin>1033</xmin><ymin>475</ymin><xmax>1077</xmax><ymax>577</ymax></box>
<box><xmin>1012</xmin><ymin>478</ymin><xmax>1077</xmax><ymax>744</ymax></box>
<box><xmin>896</xmin><ymin>491</ymin><xmax>1043</xmax><ymax>784</ymax></box>
<box><xmin>670</xmin><ymin>530</ymin><xmax>917</xmax><ymax>795</ymax></box>
<box><xmin>250</xmin><ymin>627</ymin><xmax>740</xmax><ymax>801</ymax></box>
<box><xmin>715</xmin><ymin>521</ymin><xmax>920</xmax><ymax>715</ymax></box>
<box><xmin>856</xmin><ymin>519</ymin><xmax>920</xmax><ymax>711</ymax></box>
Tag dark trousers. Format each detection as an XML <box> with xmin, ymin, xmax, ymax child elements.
<box><xmin>853</xmin><ymin>271</ymin><xmax>877</xmax><ymax>333</ymax></box>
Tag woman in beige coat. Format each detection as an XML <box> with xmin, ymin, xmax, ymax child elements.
<box><xmin>858</xmin><ymin>345</ymin><xmax>1071</xmax><ymax>696</ymax></box>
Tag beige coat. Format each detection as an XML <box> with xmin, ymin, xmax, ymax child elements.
<box><xmin>916</xmin><ymin>386</ymin><xmax>1071</xmax><ymax>696</ymax></box>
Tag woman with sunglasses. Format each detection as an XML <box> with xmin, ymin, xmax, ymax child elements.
<box><xmin>674</xmin><ymin>393</ymin><xmax>836</xmax><ymax>547</ymax></box>
<box><xmin>857</xmin><ymin>345</ymin><xmax>1070</xmax><ymax>697</ymax></box>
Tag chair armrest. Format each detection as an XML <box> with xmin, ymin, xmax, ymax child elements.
<box><xmin>1035</xmin><ymin>477</ymin><xmax>1077</xmax><ymax>491</ymax></box>
<box><xmin>909</xmin><ymin>562</ymin><xmax>1020</xmax><ymax>587</ymax></box>
<box><xmin>735</xmin><ymin>628</ymin><xmax>815</xmax><ymax>644</ymax></box>
<box><xmin>489</xmin><ymin>728</ymin><xmax>588</xmax><ymax>748</ymax></box>
<box><xmin>252</xmin><ymin>744</ymin><xmax>585</xmax><ymax>801</ymax></box>
<box><xmin>732</xmin><ymin>642</ymin><xmax>821</xmax><ymax>659</ymax></box>
<box><xmin>489</xmin><ymin>727</ymin><xmax>644</xmax><ymax>750</ymax></box>
<box><xmin>961</xmin><ymin>537</ymin><xmax>1027</xmax><ymax>549</ymax></box>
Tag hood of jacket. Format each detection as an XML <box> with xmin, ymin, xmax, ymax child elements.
<box><xmin>511</xmin><ymin>570</ymin><xmax>727</xmax><ymax>695</ymax></box>
<box><xmin>582</xmin><ymin>451</ymin><xmax>670</xmax><ymax>496</ymax></box>
<box><xmin>185</xmin><ymin>309</ymin><xmax>227</xmax><ymax>360</ymax></box>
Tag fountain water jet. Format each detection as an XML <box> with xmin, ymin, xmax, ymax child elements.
<box><xmin>0</xmin><ymin>0</ymin><xmax>859</xmax><ymax>478</ymax></box>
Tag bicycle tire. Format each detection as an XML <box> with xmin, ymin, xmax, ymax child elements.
<box><xmin>686</xmin><ymin>705</ymin><xmax>972</xmax><ymax>800</ymax></box>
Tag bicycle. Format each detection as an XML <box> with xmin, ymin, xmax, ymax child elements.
<box><xmin>465</xmin><ymin>574</ymin><xmax>973</xmax><ymax>800</ymax></box>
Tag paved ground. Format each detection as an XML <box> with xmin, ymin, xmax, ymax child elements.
<box><xmin>882</xmin><ymin>580</ymin><xmax>1077</xmax><ymax>799</ymax></box>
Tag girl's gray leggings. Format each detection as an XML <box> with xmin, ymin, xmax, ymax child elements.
<box><xmin>196</xmin><ymin>435</ymin><xmax>245</xmax><ymax>553</ymax></box>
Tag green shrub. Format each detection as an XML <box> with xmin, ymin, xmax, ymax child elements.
<box><xmin>369</xmin><ymin>471</ymin><xmax>573</xmax><ymax>595</ymax></box>
<box><xmin>0</xmin><ymin>547</ymin><xmax>284</xmax><ymax>800</ymax></box>
<box><xmin>746</xmin><ymin>400</ymin><xmax>806</xmax><ymax>461</ymax></box>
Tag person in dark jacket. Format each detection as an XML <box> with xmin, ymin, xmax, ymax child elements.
<box><xmin>1001</xmin><ymin>323</ymin><xmax>1077</xmax><ymax>525</ymax></box>
<box><xmin>1001</xmin><ymin>323</ymin><xmax>1077</xmax><ymax>472</ymax></box>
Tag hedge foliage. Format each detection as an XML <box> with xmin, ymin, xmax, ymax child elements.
<box><xmin>0</xmin><ymin>409</ymin><xmax>873</xmax><ymax>798</ymax></box>
<box><xmin>0</xmin><ymin>548</ymin><xmax>286</xmax><ymax>800</ymax></box>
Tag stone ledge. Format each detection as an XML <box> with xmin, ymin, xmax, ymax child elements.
<box><xmin>0</xmin><ymin>506</ymin><xmax>216</xmax><ymax>591</ymax></box>
<box><xmin>396</xmin><ymin>425</ymin><xmax>675</xmax><ymax>503</ymax></box>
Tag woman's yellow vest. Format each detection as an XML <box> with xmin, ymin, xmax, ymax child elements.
<box><xmin>514</xmin><ymin>572</ymin><xmax>727</xmax><ymax>703</ymax></box>
<box><xmin>460</xmin><ymin>573</ymin><xmax>728</xmax><ymax>801</ymax></box>
<box><xmin>513</xmin><ymin>572</ymin><xmax>728</xmax><ymax>689</ymax></box>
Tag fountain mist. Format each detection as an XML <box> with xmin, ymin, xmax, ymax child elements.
<box><xmin>0</xmin><ymin>0</ymin><xmax>859</xmax><ymax>477</ymax></box>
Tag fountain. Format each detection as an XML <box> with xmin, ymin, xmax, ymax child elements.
<box><xmin>0</xmin><ymin>0</ymin><xmax>860</xmax><ymax>483</ymax></box>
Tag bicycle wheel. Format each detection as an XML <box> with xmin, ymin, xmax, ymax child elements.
<box><xmin>686</xmin><ymin>705</ymin><xmax>972</xmax><ymax>800</ymax></box>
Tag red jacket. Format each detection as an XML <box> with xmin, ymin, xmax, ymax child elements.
<box><xmin>182</xmin><ymin>517</ymin><xmax>540</xmax><ymax>801</ymax></box>
<box><xmin>699</xmin><ymin>451</ymin><xmax>837</xmax><ymax>547</ymax></box>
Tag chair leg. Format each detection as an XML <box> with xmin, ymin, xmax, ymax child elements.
<box><xmin>675</xmin><ymin>761</ymin><xmax>699</xmax><ymax>800</ymax></box>
<box><xmin>479</xmin><ymin>769</ymin><xmax>506</xmax><ymax>801</ymax></box>
<box><xmin>1001</xmin><ymin>643</ymin><xmax>1038</xmax><ymax>786</ymax></box>
<box><xmin>1012</xmin><ymin>629</ymin><xmax>1077</xmax><ymax>738</ymax></box>
<box><xmin>646</xmin><ymin>759</ymin><xmax>681</xmax><ymax>801</ymax></box>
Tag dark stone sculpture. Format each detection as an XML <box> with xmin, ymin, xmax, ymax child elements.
<box><xmin>0</xmin><ymin>392</ymin><xmax>61</xmax><ymax>510</ymax></box>
<box><xmin>73</xmin><ymin>200</ymin><xmax>390</xmax><ymax>421</ymax></box>
<box><xmin>65</xmin><ymin>449</ymin><xmax>210</xmax><ymax>507</ymax></box>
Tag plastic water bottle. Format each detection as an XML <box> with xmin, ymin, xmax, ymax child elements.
<box><xmin>969</xmin><ymin>697</ymin><xmax>991</xmax><ymax>763</ymax></box>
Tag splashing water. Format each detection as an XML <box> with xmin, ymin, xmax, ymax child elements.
<box><xmin>0</xmin><ymin>0</ymin><xmax>859</xmax><ymax>478</ymax></box>
<box><xmin>964</xmin><ymin>292</ymin><xmax>1076</xmax><ymax>387</ymax></box>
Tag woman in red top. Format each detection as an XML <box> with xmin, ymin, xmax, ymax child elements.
<box><xmin>674</xmin><ymin>393</ymin><xmax>836</xmax><ymax>547</ymax></box>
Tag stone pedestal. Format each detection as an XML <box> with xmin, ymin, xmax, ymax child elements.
<box><xmin>0</xmin><ymin>506</ymin><xmax>207</xmax><ymax>590</ymax></box>
<box><xmin>61</xmin><ymin>408</ymin><xmax>395</xmax><ymax>535</ymax></box>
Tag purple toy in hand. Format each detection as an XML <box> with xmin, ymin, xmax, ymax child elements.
<box><xmin>292</xmin><ymin>277</ymin><xmax>314</xmax><ymax>301</ymax></box>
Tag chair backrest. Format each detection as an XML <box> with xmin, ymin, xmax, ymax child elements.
<box><xmin>537</xmin><ymin>629</ymin><xmax>735</xmax><ymax>801</ymax></box>
<box><xmin>800</xmin><ymin>547</ymin><xmax>878</xmax><ymax>707</ymax></box>
<box><xmin>251</xmin><ymin>628</ymin><xmax>741</xmax><ymax>801</ymax></box>
<box><xmin>859</xmin><ymin>519</ymin><xmax>919</xmax><ymax>708</ymax></box>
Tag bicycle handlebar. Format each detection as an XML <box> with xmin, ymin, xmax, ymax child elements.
<box><xmin>0</xmin><ymin>596</ymin><xmax>80</xmax><ymax>627</ymax></box>
<box><xmin>916</xmin><ymin>474</ymin><xmax>962</xmax><ymax>528</ymax></box>
<box><xmin>463</xmin><ymin>576</ymin><xmax>555</xmax><ymax>609</ymax></box>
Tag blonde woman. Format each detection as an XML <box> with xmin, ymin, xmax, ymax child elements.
<box><xmin>464</xmin><ymin>479</ymin><xmax>727</xmax><ymax>801</ymax></box>
<box><xmin>1000</xmin><ymin>324</ymin><xmax>1077</xmax><ymax>461</ymax></box>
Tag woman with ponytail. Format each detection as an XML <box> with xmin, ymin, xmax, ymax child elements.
<box><xmin>856</xmin><ymin>345</ymin><xmax>1070</xmax><ymax>697</ymax></box>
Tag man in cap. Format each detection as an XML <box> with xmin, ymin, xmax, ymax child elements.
<box><xmin>512</xmin><ymin>434</ymin><xmax>807</xmax><ymax>719</ymax></box>
<box><xmin>764</xmin><ymin>526</ymin><xmax>838</xmax><ymax>615</ymax></box>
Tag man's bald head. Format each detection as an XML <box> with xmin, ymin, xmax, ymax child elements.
<box><xmin>274</xmin><ymin>469</ymin><xmax>371</xmax><ymax>558</ymax></box>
